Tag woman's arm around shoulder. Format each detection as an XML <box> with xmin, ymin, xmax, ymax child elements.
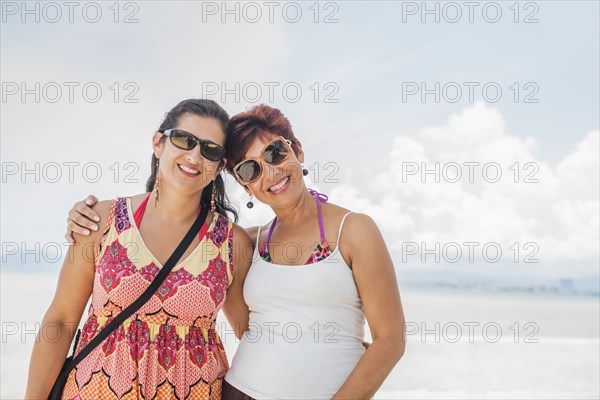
<box><xmin>334</xmin><ymin>213</ymin><xmax>406</xmax><ymax>400</ymax></box>
<box><xmin>24</xmin><ymin>200</ymin><xmax>113</xmax><ymax>399</ymax></box>
<box><xmin>222</xmin><ymin>223</ymin><xmax>253</xmax><ymax>340</ymax></box>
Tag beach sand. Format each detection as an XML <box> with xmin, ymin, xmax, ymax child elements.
<box><xmin>371</xmin><ymin>288</ymin><xmax>600</xmax><ymax>399</ymax></box>
<box><xmin>2</xmin><ymin>271</ymin><xmax>598</xmax><ymax>399</ymax></box>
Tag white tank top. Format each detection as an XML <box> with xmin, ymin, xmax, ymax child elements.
<box><xmin>225</xmin><ymin>212</ymin><xmax>366</xmax><ymax>399</ymax></box>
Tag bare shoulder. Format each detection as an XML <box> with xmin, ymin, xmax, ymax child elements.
<box><xmin>72</xmin><ymin>198</ymin><xmax>114</xmax><ymax>242</ymax></box>
<box><xmin>323</xmin><ymin>201</ymin><xmax>352</xmax><ymax>217</ymax></box>
<box><xmin>245</xmin><ymin>225</ymin><xmax>265</xmax><ymax>253</ymax></box>
<box><xmin>344</xmin><ymin>212</ymin><xmax>381</xmax><ymax>242</ymax></box>
<box><xmin>244</xmin><ymin>225</ymin><xmax>260</xmax><ymax>244</ymax></box>
<box><xmin>129</xmin><ymin>192</ymin><xmax>150</xmax><ymax>211</ymax></box>
<box><xmin>338</xmin><ymin>212</ymin><xmax>383</xmax><ymax>261</ymax></box>
<box><xmin>231</xmin><ymin>223</ymin><xmax>251</xmax><ymax>246</ymax></box>
<box><xmin>343</xmin><ymin>212</ymin><xmax>379</xmax><ymax>235</ymax></box>
<box><xmin>230</xmin><ymin>223</ymin><xmax>253</xmax><ymax>278</ymax></box>
<box><xmin>244</xmin><ymin>222</ymin><xmax>270</xmax><ymax>245</ymax></box>
<box><xmin>93</xmin><ymin>199</ymin><xmax>114</xmax><ymax>214</ymax></box>
<box><xmin>323</xmin><ymin>201</ymin><xmax>370</xmax><ymax>233</ymax></box>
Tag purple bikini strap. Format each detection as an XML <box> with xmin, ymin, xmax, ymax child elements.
<box><xmin>308</xmin><ymin>188</ymin><xmax>328</xmax><ymax>242</ymax></box>
<box><xmin>264</xmin><ymin>217</ymin><xmax>277</xmax><ymax>247</ymax></box>
<box><xmin>264</xmin><ymin>188</ymin><xmax>328</xmax><ymax>246</ymax></box>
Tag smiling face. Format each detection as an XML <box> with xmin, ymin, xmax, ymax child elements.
<box><xmin>241</xmin><ymin>132</ymin><xmax>305</xmax><ymax>208</ymax></box>
<box><xmin>153</xmin><ymin>113</ymin><xmax>226</xmax><ymax>196</ymax></box>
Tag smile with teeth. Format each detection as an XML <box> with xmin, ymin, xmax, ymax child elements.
<box><xmin>178</xmin><ymin>164</ymin><xmax>200</xmax><ymax>175</ymax></box>
<box><xmin>268</xmin><ymin>176</ymin><xmax>290</xmax><ymax>192</ymax></box>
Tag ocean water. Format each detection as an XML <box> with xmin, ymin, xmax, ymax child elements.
<box><xmin>2</xmin><ymin>271</ymin><xmax>598</xmax><ymax>399</ymax></box>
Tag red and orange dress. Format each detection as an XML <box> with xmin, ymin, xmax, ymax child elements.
<box><xmin>62</xmin><ymin>195</ymin><xmax>234</xmax><ymax>399</ymax></box>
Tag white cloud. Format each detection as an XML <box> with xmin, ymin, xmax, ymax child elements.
<box><xmin>331</xmin><ymin>102</ymin><xmax>599</xmax><ymax>277</ymax></box>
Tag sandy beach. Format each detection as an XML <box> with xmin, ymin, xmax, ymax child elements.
<box><xmin>2</xmin><ymin>271</ymin><xmax>598</xmax><ymax>399</ymax></box>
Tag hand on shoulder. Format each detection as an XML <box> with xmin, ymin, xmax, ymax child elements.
<box><xmin>71</xmin><ymin>199</ymin><xmax>113</xmax><ymax>243</ymax></box>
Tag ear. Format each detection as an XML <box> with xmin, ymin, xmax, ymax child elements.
<box><xmin>152</xmin><ymin>131</ymin><xmax>164</xmax><ymax>158</ymax></box>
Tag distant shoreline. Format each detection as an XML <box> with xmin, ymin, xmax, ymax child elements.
<box><xmin>2</xmin><ymin>267</ymin><xmax>599</xmax><ymax>300</ymax></box>
<box><xmin>399</xmin><ymin>281</ymin><xmax>600</xmax><ymax>299</ymax></box>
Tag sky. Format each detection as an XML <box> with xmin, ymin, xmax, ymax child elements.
<box><xmin>1</xmin><ymin>1</ymin><xmax>599</xmax><ymax>286</ymax></box>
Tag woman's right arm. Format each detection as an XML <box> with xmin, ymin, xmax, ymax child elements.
<box><xmin>65</xmin><ymin>195</ymin><xmax>101</xmax><ymax>244</ymax></box>
<box><xmin>222</xmin><ymin>224</ymin><xmax>253</xmax><ymax>340</ymax></box>
<box><xmin>25</xmin><ymin>200</ymin><xmax>112</xmax><ymax>399</ymax></box>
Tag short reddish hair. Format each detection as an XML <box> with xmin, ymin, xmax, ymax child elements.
<box><xmin>225</xmin><ymin>104</ymin><xmax>300</xmax><ymax>174</ymax></box>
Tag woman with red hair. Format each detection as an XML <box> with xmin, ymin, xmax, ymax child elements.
<box><xmin>65</xmin><ymin>104</ymin><xmax>406</xmax><ymax>399</ymax></box>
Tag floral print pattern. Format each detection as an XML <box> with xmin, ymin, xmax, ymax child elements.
<box><xmin>62</xmin><ymin>197</ymin><xmax>234</xmax><ymax>400</ymax></box>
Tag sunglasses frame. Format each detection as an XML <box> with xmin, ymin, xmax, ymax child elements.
<box><xmin>162</xmin><ymin>128</ymin><xmax>226</xmax><ymax>162</ymax></box>
<box><xmin>233</xmin><ymin>136</ymin><xmax>294</xmax><ymax>184</ymax></box>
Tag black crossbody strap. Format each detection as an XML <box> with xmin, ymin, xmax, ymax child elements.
<box><xmin>59</xmin><ymin>205</ymin><xmax>208</xmax><ymax>378</ymax></box>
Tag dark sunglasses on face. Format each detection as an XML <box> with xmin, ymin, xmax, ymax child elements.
<box><xmin>233</xmin><ymin>136</ymin><xmax>293</xmax><ymax>184</ymax></box>
<box><xmin>162</xmin><ymin>129</ymin><xmax>226</xmax><ymax>162</ymax></box>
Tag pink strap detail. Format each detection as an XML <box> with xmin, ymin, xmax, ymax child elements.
<box><xmin>133</xmin><ymin>193</ymin><xmax>150</xmax><ymax>228</ymax></box>
<box><xmin>198</xmin><ymin>214</ymin><xmax>209</xmax><ymax>242</ymax></box>
<box><xmin>133</xmin><ymin>193</ymin><xmax>209</xmax><ymax>241</ymax></box>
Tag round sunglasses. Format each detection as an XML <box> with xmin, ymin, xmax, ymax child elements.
<box><xmin>162</xmin><ymin>129</ymin><xmax>225</xmax><ymax>162</ymax></box>
<box><xmin>233</xmin><ymin>136</ymin><xmax>293</xmax><ymax>184</ymax></box>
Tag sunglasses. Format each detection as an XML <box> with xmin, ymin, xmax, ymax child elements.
<box><xmin>162</xmin><ymin>129</ymin><xmax>226</xmax><ymax>162</ymax></box>
<box><xmin>233</xmin><ymin>136</ymin><xmax>293</xmax><ymax>184</ymax></box>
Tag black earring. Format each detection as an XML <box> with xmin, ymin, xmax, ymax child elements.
<box><xmin>302</xmin><ymin>163</ymin><xmax>308</xmax><ymax>176</ymax></box>
<box><xmin>246</xmin><ymin>193</ymin><xmax>254</xmax><ymax>209</ymax></box>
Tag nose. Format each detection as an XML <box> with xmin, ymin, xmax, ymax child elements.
<box><xmin>262</xmin><ymin>162</ymin><xmax>283</xmax><ymax>185</ymax></box>
<box><xmin>185</xmin><ymin>145</ymin><xmax>204</xmax><ymax>165</ymax></box>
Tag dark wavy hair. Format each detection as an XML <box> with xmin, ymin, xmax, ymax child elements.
<box><xmin>146</xmin><ymin>99</ymin><xmax>238</xmax><ymax>222</ymax></box>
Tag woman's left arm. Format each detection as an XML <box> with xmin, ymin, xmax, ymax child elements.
<box><xmin>332</xmin><ymin>214</ymin><xmax>406</xmax><ymax>400</ymax></box>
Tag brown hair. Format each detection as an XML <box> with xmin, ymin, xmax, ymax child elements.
<box><xmin>225</xmin><ymin>104</ymin><xmax>300</xmax><ymax>175</ymax></box>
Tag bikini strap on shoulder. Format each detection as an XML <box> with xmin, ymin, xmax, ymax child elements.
<box><xmin>255</xmin><ymin>225</ymin><xmax>263</xmax><ymax>248</ymax></box>
<box><xmin>309</xmin><ymin>188</ymin><xmax>329</xmax><ymax>242</ymax></box>
<box><xmin>336</xmin><ymin>211</ymin><xmax>354</xmax><ymax>246</ymax></box>
<box><xmin>263</xmin><ymin>217</ymin><xmax>277</xmax><ymax>247</ymax></box>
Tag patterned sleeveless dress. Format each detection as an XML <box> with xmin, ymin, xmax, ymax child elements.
<box><xmin>62</xmin><ymin>196</ymin><xmax>234</xmax><ymax>400</ymax></box>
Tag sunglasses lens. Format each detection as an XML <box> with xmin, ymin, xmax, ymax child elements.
<box><xmin>264</xmin><ymin>140</ymin><xmax>289</xmax><ymax>164</ymax></box>
<box><xmin>170</xmin><ymin>130</ymin><xmax>195</xmax><ymax>150</ymax></box>
<box><xmin>236</xmin><ymin>160</ymin><xmax>261</xmax><ymax>183</ymax></box>
<box><xmin>169</xmin><ymin>130</ymin><xmax>224</xmax><ymax>161</ymax></box>
<box><xmin>201</xmin><ymin>143</ymin><xmax>225</xmax><ymax>162</ymax></box>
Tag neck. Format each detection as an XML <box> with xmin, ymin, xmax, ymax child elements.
<box><xmin>149</xmin><ymin>184</ymin><xmax>204</xmax><ymax>224</ymax></box>
<box><xmin>270</xmin><ymin>187</ymin><xmax>316</xmax><ymax>227</ymax></box>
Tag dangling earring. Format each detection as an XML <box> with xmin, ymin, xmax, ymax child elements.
<box><xmin>302</xmin><ymin>163</ymin><xmax>308</xmax><ymax>176</ymax></box>
<box><xmin>210</xmin><ymin>181</ymin><xmax>216</xmax><ymax>212</ymax></box>
<box><xmin>153</xmin><ymin>158</ymin><xmax>160</xmax><ymax>207</ymax></box>
<box><xmin>246</xmin><ymin>193</ymin><xmax>254</xmax><ymax>209</ymax></box>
